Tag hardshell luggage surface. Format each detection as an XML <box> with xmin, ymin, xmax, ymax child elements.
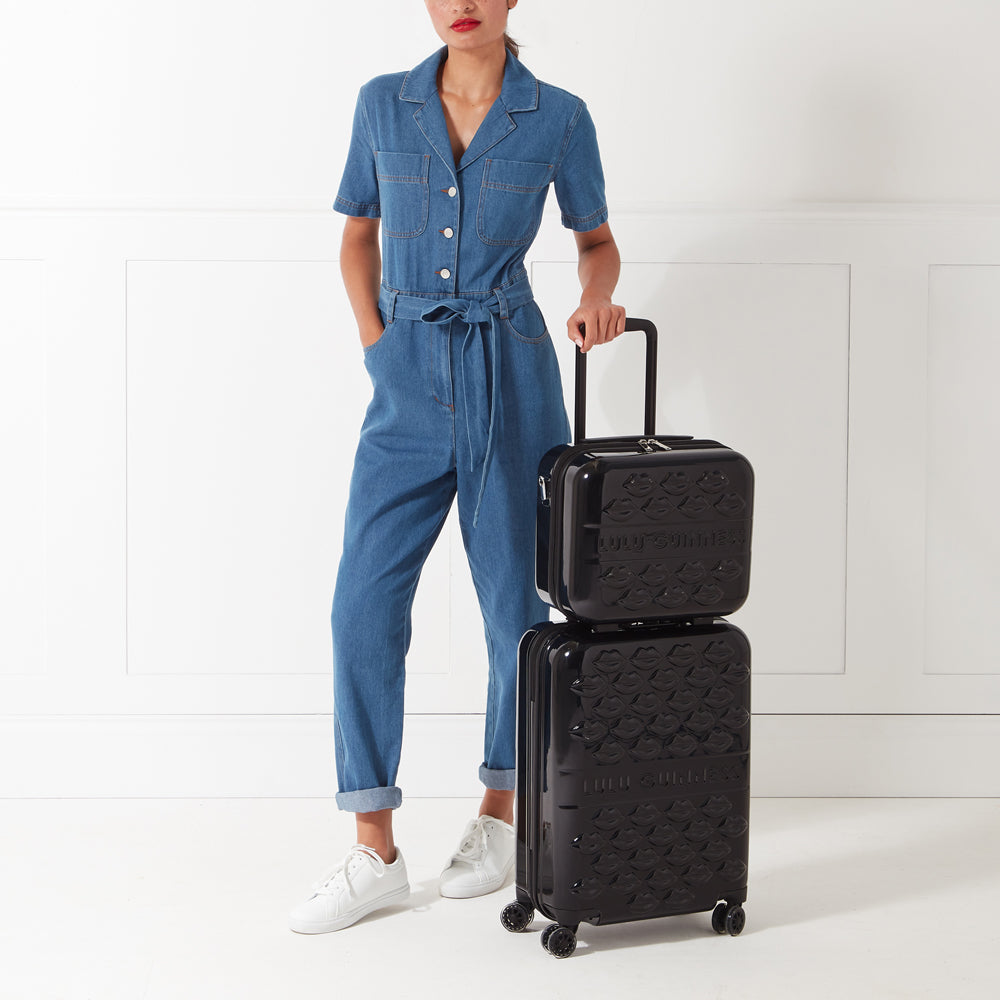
<box><xmin>536</xmin><ymin>319</ymin><xmax>754</xmax><ymax>624</ymax></box>
<box><xmin>502</xmin><ymin>617</ymin><xmax>751</xmax><ymax>956</ymax></box>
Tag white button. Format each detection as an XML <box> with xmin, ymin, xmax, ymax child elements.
<box><xmin>440</xmin><ymin>268</ymin><xmax>451</xmax><ymax>279</ymax></box>
<box><xmin>442</xmin><ymin>227</ymin><xmax>454</xmax><ymax>238</ymax></box>
<box><xmin>447</xmin><ymin>186</ymin><xmax>457</xmax><ymax>197</ymax></box>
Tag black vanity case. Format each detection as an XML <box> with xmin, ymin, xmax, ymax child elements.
<box><xmin>535</xmin><ymin>319</ymin><xmax>754</xmax><ymax>625</ymax></box>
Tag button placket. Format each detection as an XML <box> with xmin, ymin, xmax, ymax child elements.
<box><xmin>436</xmin><ymin>181</ymin><xmax>459</xmax><ymax>285</ymax></box>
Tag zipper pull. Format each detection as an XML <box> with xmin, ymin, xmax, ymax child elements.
<box><xmin>538</xmin><ymin>474</ymin><xmax>550</xmax><ymax>504</ymax></box>
<box><xmin>638</xmin><ymin>438</ymin><xmax>672</xmax><ymax>453</ymax></box>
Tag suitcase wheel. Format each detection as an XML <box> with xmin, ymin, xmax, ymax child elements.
<box><xmin>500</xmin><ymin>901</ymin><xmax>534</xmax><ymax>933</ymax></box>
<box><xmin>712</xmin><ymin>901</ymin><xmax>746</xmax><ymax>936</ymax></box>
<box><xmin>541</xmin><ymin>923</ymin><xmax>577</xmax><ymax>958</ymax></box>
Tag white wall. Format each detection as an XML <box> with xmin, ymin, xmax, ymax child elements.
<box><xmin>2</xmin><ymin>1</ymin><xmax>999</xmax><ymax>797</ymax></box>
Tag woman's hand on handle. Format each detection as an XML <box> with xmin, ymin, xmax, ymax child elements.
<box><xmin>567</xmin><ymin>296</ymin><xmax>627</xmax><ymax>352</ymax></box>
<box><xmin>569</xmin><ymin>222</ymin><xmax>625</xmax><ymax>352</ymax></box>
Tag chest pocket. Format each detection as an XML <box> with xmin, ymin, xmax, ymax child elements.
<box><xmin>375</xmin><ymin>151</ymin><xmax>430</xmax><ymax>238</ymax></box>
<box><xmin>477</xmin><ymin>158</ymin><xmax>553</xmax><ymax>247</ymax></box>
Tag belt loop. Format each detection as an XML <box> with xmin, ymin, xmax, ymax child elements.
<box><xmin>386</xmin><ymin>288</ymin><xmax>398</xmax><ymax>324</ymax></box>
<box><xmin>494</xmin><ymin>284</ymin><xmax>509</xmax><ymax>320</ymax></box>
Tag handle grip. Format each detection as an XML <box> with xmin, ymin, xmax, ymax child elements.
<box><xmin>574</xmin><ymin>317</ymin><xmax>658</xmax><ymax>443</ymax></box>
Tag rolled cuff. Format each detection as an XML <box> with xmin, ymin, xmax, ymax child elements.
<box><xmin>335</xmin><ymin>785</ymin><xmax>402</xmax><ymax>813</ymax></box>
<box><xmin>479</xmin><ymin>763</ymin><xmax>516</xmax><ymax>791</ymax></box>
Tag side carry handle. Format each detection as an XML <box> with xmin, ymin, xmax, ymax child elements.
<box><xmin>575</xmin><ymin>317</ymin><xmax>657</xmax><ymax>443</ymax></box>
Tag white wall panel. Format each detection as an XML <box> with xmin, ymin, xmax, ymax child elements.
<box><xmin>125</xmin><ymin>260</ymin><xmax>348</xmax><ymax>676</ymax></box>
<box><xmin>0</xmin><ymin>261</ymin><xmax>45</xmax><ymax>675</ymax></box>
<box><xmin>925</xmin><ymin>266</ymin><xmax>1000</xmax><ymax>676</ymax></box>
<box><xmin>533</xmin><ymin>262</ymin><xmax>850</xmax><ymax>676</ymax></box>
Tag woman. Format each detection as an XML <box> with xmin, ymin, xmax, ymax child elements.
<box><xmin>290</xmin><ymin>0</ymin><xmax>625</xmax><ymax>934</ymax></box>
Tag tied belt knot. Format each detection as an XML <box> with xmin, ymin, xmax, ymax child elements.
<box><xmin>381</xmin><ymin>275</ymin><xmax>535</xmax><ymax>528</ymax></box>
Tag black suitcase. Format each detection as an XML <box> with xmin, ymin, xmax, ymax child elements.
<box><xmin>501</xmin><ymin>617</ymin><xmax>751</xmax><ymax>957</ymax></box>
<box><xmin>536</xmin><ymin>319</ymin><xmax>754</xmax><ymax>624</ymax></box>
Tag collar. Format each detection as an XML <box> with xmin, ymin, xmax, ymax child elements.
<box><xmin>399</xmin><ymin>46</ymin><xmax>539</xmax><ymax>113</ymax></box>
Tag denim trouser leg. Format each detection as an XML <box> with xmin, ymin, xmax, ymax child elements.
<box><xmin>332</xmin><ymin>304</ymin><xmax>570</xmax><ymax>812</ymax></box>
<box><xmin>454</xmin><ymin>319</ymin><xmax>571</xmax><ymax>791</ymax></box>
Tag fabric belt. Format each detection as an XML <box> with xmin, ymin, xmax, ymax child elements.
<box><xmin>379</xmin><ymin>275</ymin><xmax>535</xmax><ymax>527</ymax></box>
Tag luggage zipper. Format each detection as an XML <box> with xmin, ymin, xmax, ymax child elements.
<box><xmin>638</xmin><ymin>437</ymin><xmax>672</xmax><ymax>453</ymax></box>
<box><xmin>537</xmin><ymin>474</ymin><xmax>550</xmax><ymax>505</ymax></box>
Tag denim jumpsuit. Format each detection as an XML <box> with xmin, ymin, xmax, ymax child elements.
<box><xmin>331</xmin><ymin>46</ymin><xmax>609</xmax><ymax>812</ymax></box>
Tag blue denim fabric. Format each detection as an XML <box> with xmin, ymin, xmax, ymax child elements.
<box><xmin>334</xmin><ymin>47</ymin><xmax>609</xmax><ymax>296</ymax></box>
<box><xmin>330</xmin><ymin>48</ymin><xmax>605</xmax><ymax>813</ymax></box>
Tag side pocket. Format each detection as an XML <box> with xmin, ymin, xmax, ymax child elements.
<box><xmin>505</xmin><ymin>300</ymin><xmax>550</xmax><ymax>344</ymax></box>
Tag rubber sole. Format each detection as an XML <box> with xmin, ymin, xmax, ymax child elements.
<box><xmin>288</xmin><ymin>882</ymin><xmax>411</xmax><ymax>934</ymax></box>
<box><xmin>439</xmin><ymin>856</ymin><xmax>515</xmax><ymax>899</ymax></box>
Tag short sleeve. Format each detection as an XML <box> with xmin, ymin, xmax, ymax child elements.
<box><xmin>552</xmin><ymin>101</ymin><xmax>609</xmax><ymax>232</ymax></box>
<box><xmin>333</xmin><ymin>87</ymin><xmax>381</xmax><ymax>218</ymax></box>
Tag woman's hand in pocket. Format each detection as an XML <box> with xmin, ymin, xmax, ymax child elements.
<box><xmin>359</xmin><ymin>319</ymin><xmax>386</xmax><ymax>351</ymax></box>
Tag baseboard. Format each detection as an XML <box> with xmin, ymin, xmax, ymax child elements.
<box><xmin>1</xmin><ymin>714</ymin><xmax>997</xmax><ymax>798</ymax></box>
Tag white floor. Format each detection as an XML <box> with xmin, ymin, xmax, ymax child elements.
<box><xmin>2</xmin><ymin>797</ymin><xmax>998</xmax><ymax>999</ymax></box>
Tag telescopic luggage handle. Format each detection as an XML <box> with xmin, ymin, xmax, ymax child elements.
<box><xmin>574</xmin><ymin>317</ymin><xmax>657</xmax><ymax>443</ymax></box>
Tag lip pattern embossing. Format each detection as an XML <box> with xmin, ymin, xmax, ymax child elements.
<box><xmin>684</xmin><ymin>710</ymin><xmax>717</xmax><ymax>735</ymax></box>
<box><xmin>654</xmin><ymin>586</ymin><xmax>689</xmax><ymax>608</ymax></box>
<box><xmin>648</xmin><ymin>668</ymin><xmax>682</xmax><ymax>692</ymax></box>
<box><xmin>703</xmin><ymin>640</ymin><xmax>737</xmax><ymax>664</ymax></box>
<box><xmin>572</xmin><ymin>792</ymin><xmax>749</xmax><ymax>913</ymax></box>
<box><xmin>592</xmin><ymin>742</ymin><xmax>626</xmax><ymax>765</ymax></box>
<box><xmin>622</xmin><ymin>473</ymin><xmax>656</xmax><ymax>497</ymax></box>
<box><xmin>697</xmin><ymin>470</ymin><xmax>731</xmax><ymax>493</ymax></box>
<box><xmin>687</xmin><ymin>665</ymin><xmax>718</xmax><ymax>688</ymax></box>
<box><xmin>667</xmin><ymin>644</ymin><xmax>698</xmax><ymax>668</ymax></box>
<box><xmin>638</xmin><ymin>563</ymin><xmax>671</xmax><ymax>587</ymax></box>
<box><xmin>678</xmin><ymin>496</ymin><xmax>710</xmax><ymax>517</ymax></box>
<box><xmin>641</xmin><ymin>496</ymin><xmax>675</xmax><ymax>519</ymax></box>
<box><xmin>630</xmin><ymin>803</ymin><xmax>661</xmax><ymax>826</ymax></box>
<box><xmin>676</xmin><ymin>562</ymin><xmax>708</xmax><ymax>585</ymax></box>
<box><xmin>592</xmin><ymin>650</ymin><xmax>626</xmax><ymax>673</ymax></box>
<box><xmin>569</xmin><ymin>719</ymin><xmax>608</xmax><ymax>745</ymax></box>
<box><xmin>714</xmin><ymin>493</ymin><xmax>746</xmax><ymax>517</ymax></box>
<box><xmin>629</xmin><ymin>737</ymin><xmax>662</xmax><ymax>761</ymax></box>
<box><xmin>660</xmin><ymin>471</ymin><xmax>692</xmax><ymax>495</ymax></box>
<box><xmin>704</xmin><ymin>687</ymin><xmax>735</xmax><ymax>710</ymax></box>
<box><xmin>566</xmin><ymin>634</ymin><xmax>750</xmax><ymax>769</ymax></box>
<box><xmin>599</xmin><ymin>566</ymin><xmax>632</xmax><ymax>589</ymax></box>
<box><xmin>614</xmin><ymin>671</ymin><xmax>646</xmax><ymax>696</ymax></box>
<box><xmin>693</xmin><ymin>583</ymin><xmax>726</xmax><ymax>606</ymax></box>
<box><xmin>712</xmin><ymin>559</ymin><xmax>743</xmax><ymax>581</ymax></box>
<box><xmin>570</xmin><ymin>674</ymin><xmax>608</xmax><ymax>699</ymax></box>
<box><xmin>703</xmin><ymin>730</ymin><xmax>735</xmax><ymax>754</ymax></box>
<box><xmin>603</xmin><ymin>498</ymin><xmax>637</xmax><ymax>521</ymax></box>
<box><xmin>630</xmin><ymin>646</ymin><xmax>663</xmax><ymax>670</ymax></box>
<box><xmin>611</xmin><ymin>716</ymin><xmax>645</xmax><ymax>742</ymax></box>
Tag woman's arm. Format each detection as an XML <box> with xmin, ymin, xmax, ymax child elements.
<box><xmin>566</xmin><ymin>221</ymin><xmax>627</xmax><ymax>352</ymax></box>
<box><xmin>340</xmin><ymin>216</ymin><xmax>384</xmax><ymax>349</ymax></box>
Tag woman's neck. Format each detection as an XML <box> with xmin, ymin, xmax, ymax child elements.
<box><xmin>438</xmin><ymin>43</ymin><xmax>507</xmax><ymax>105</ymax></box>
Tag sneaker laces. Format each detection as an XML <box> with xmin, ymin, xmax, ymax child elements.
<box><xmin>452</xmin><ymin>817</ymin><xmax>490</xmax><ymax>865</ymax></box>
<box><xmin>311</xmin><ymin>845</ymin><xmax>385</xmax><ymax>899</ymax></box>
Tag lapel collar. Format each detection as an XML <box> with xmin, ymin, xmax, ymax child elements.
<box><xmin>399</xmin><ymin>47</ymin><xmax>540</xmax><ymax>174</ymax></box>
<box><xmin>401</xmin><ymin>48</ymin><xmax>457</xmax><ymax>179</ymax></box>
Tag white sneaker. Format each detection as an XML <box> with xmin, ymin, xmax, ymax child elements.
<box><xmin>439</xmin><ymin>816</ymin><xmax>515</xmax><ymax>899</ymax></box>
<box><xmin>289</xmin><ymin>845</ymin><xmax>410</xmax><ymax>933</ymax></box>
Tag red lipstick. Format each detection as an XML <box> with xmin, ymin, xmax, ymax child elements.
<box><xmin>451</xmin><ymin>18</ymin><xmax>480</xmax><ymax>32</ymax></box>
